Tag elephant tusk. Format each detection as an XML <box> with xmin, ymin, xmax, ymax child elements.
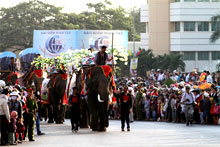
<box><xmin>97</xmin><ymin>94</ymin><xmax>104</xmax><ymax>103</ymax></box>
<box><xmin>109</xmin><ymin>95</ymin><xmax>112</xmax><ymax>103</ymax></box>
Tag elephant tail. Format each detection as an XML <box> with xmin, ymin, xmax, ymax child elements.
<box><xmin>97</xmin><ymin>94</ymin><xmax>104</xmax><ymax>103</ymax></box>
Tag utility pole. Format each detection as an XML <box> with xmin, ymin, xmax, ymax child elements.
<box><xmin>133</xmin><ymin>8</ymin><xmax>135</xmax><ymax>57</ymax></box>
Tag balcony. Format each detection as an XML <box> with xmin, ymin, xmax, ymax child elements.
<box><xmin>170</xmin><ymin>2</ymin><xmax>220</xmax><ymax>22</ymax></box>
<box><xmin>140</xmin><ymin>33</ymin><xmax>149</xmax><ymax>49</ymax></box>
<box><xmin>170</xmin><ymin>32</ymin><xmax>220</xmax><ymax>51</ymax></box>
<box><xmin>140</xmin><ymin>5</ymin><xmax>148</xmax><ymax>22</ymax></box>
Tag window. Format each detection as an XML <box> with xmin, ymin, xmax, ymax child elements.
<box><xmin>212</xmin><ymin>22</ymin><xmax>220</xmax><ymax>31</ymax></box>
<box><xmin>175</xmin><ymin>22</ymin><xmax>180</xmax><ymax>32</ymax></box>
<box><xmin>183</xmin><ymin>52</ymin><xmax>195</xmax><ymax>60</ymax></box>
<box><xmin>198</xmin><ymin>0</ymin><xmax>209</xmax><ymax>2</ymax></box>
<box><xmin>212</xmin><ymin>51</ymin><xmax>220</xmax><ymax>60</ymax></box>
<box><xmin>198</xmin><ymin>52</ymin><xmax>209</xmax><ymax>60</ymax></box>
<box><xmin>184</xmin><ymin>0</ymin><xmax>195</xmax><ymax>1</ymax></box>
<box><xmin>175</xmin><ymin>0</ymin><xmax>180</xmax><ymax>2</ymax></box>
<box><xmin>184</xmin><ymin>22</ymin><xmax>195</xmax><ymax>31</ymax></box>
<box><xmin>198</xmin><ymin>22</ymin><xmax>209</xmax><ymax>31</ymax></box>
<box><xmin>212</xmin><ymin>0</ymin><xmax>220</xmax><ymax>2</ymax></box>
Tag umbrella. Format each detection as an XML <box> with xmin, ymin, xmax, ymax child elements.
<box><xmin>198</xmin><ymin>83</ymin><xmax>212</xmax><ymax>90</ymax></box>
<box><xmin>19</xmin><ymin>48</ymin><xmax>40</xmax><ymax>58</ymax></box>
<box><xmin>0</xmin><ymin>51</ymin><xmax>16</xmax><ymax>58</ymax></box>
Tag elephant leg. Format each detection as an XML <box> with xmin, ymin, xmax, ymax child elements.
<box><xmin>80</xmin><ymin>100</ymin><xmax>88</xmax><ymax>128</ymax></box>
<box><xmin>56</xmin><ymin>104</ymin><xmax>63</xmax><ymax>124</ymax></box>
<box><xmin>91</xmin><ymin>109</ymin><xmax>98</xmax><ymax>131</ymax></box>
<box><xmin>48</xmin><ymin>104</ymin><xmax>54</xmax><ymax>123</ymax></box>
<box><xmin>61</xmin><ymin>105</ymin><xmax>66</xmax><ymax>122</ymax></box>
<box><xmin>103</xmin><ymin>103</ymin><xmax>109</xmax><ymax>128</ymax></box>
<box><xmin>98</xmin><ymin>103</ymin><xmax>108</xmax><ymax>132</ymax></box>
<box><xmin>98</xmin><ymin>109</ymin><xmax>105</xmax><ymax>131</ymax></box>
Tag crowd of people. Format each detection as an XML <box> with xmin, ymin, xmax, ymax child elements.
<box><xmin>1</xmin><ymin>46</ymin><xmax>220</xmax><ymax>145</ymax></box>
<box><xmin>0</xmin><ymin>82</ymin><xmax>45</xmax><ymax>146</ymax></box>
<box><xmin>109</xmin><ymin>70</ymin><xmax>220</xmax><ymax>129</ymax></box>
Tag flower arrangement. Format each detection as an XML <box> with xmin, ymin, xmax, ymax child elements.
<box><xmin>32</xmin><ymin>48</ymin><xmax>128</xmax><ymax>71</ymax></box>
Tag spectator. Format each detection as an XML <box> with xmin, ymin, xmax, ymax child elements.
<box><xmin>181</xmin><ymin>85</ymin><xmax>194</xmax><ymax>126</ymax></box>
<box><xmin>8</xmin><ymin>111</ymin><xmax>18</xmax><ymax>145</ymax></box>
<box><xmin>69</xmin><ymin>87</ymin><xmax>80</xmax><ymax>132</ymax></box>
<box><xmin>0</xmin><ymin>88</ymin><xmax>10</xmax><ymax>146</ymax></box>
<box><xmin>144</xmin><ymin>95</ymin><xmax>150</xmax><ymax>120</ymax></box>
<box><xmin>120</xmin><ymin>86</ymin><xmax>132</xmax><ymax>131</ymax></box>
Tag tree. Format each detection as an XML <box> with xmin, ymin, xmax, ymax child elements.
<box><xmin>0</xmin><ymin>0</ymin><xmax>146</xmax><ymax>51</ymax></box>
<box><xmin>0</xmin><ymin>0</ymin><xmax>77</xmax><ymax>51</ymax></box>
<box><xmin>137</xmin><ymin>49</ymin><xmax>155</xmax><ymax>77</ymax></box>
<box><xmin>154</xmin><ymin>54</ymin><xmax>185</xmax><ymax>71</ymax></box>
<box><xmin>210</xmin><ymin>14</ymin><xmax>220</xmax><ymax>42</ymax></box>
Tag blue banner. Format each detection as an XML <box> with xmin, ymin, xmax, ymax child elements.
<box><xmin>33</xmin><ymin>30</ymin><xmax>77</xmax><ymax>58</ymax></box>
<box><xmin>33</xmin><ymin>30</ymin><xmax>128</xmax><ymax>58</ymax></box>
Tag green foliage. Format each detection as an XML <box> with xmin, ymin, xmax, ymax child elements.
<box><xmin>210</xmin><ymin>15</ymin><xmax>220</xmax><ymax>43</ymax></box>
<box><xmin>0</xmin><ymin>0</ymin><xmax>145</xmax><ymax>51</ymax></box>
<box><xmin>116</xmin><ymin>49</ymin><xmax>185</xmax><ymax>78</ymax></box>
<box><xmin>137</xmin><ymin>49</ymin><xmax>155</xmax><ymax>77</ymax></box>
<box><xmin>154</xmin><ymin>53</ymin><xmax>185</xmax><ymax>71</ymax></box>
<box><xmin>164</xmin><ymin>78</ymin><xmax>176</xmax><ymax>87</ymax></box>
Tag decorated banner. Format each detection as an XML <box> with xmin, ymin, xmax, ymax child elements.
<box><xmin>77</xmin><ymin>30</ymin><xmax>128</xmax><ymax>51</ymax></box>
<box><xmin>130</xmin><ymin>58</ymin><xmax>138</xmax><ymax>77</ymax></box>
<box><xmin>33</xmin><ymin>30</ymin><xmax>77</xmax><ymax>58</ymax></box>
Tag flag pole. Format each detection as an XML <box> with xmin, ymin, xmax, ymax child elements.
<box><xmin>112</xmin><ymin>32</ymin><xmax>114</xmax><ymax>73</ymax></box>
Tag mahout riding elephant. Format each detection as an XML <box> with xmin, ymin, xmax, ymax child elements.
<box><xmin>47</xmin><ymin>73</ymin><xmax>67</xmax><ymax>124</ymax></box>
<box><xmin>84</xmin><ymin>65</ymin><xmax>113</xmax><ymax>131</ymax></box>
<box><xmin>0</xmin><ymin>72</ymin><xmax>18</xmax><ymax>85</ymax></box>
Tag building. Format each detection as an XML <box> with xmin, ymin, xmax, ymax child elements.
<box><xmin>141</xmin><ymin>0</ymin><xmax>220</xmax><ymax>72</ymax></box>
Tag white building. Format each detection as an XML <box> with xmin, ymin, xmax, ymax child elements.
<box><xmin>141</xmin><ymin>0</ymin><xmax>220</xmax><ymax>72</ymax></box>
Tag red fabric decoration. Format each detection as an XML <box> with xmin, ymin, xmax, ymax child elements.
<box><xmin>34</xmin><ymin>70</ymin><xmax>43</xmax><ymax>78</ymax></box>
<box><xmin>63</xmin><ymin>93</ymin><xmax>68</xmax><ymax>105</ymax></box>
<box><xmin>123</xmin><ymin>95</ymin><xmax>129</xmax><ymax>102</ymax></box>
<box><xmin>71</xmin><ymin>96</ymin><xmax>78</xmax><ymax>103</ymax></box>
<box><xmin>8</xmin><ymin>72</ymin><xmax>18</xmax><ymax>82</ymax></box>
<box><xmin>61</xmin><ymin>74</ymin><xmax>68</xmax><ymax>80</ymax></box>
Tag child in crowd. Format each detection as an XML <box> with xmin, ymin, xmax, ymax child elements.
<box><xmin>8</xmin><ymin>111</ymin><xmax>18</xmax><ymax>145</ymax></box>
<box><xmin>150</xmin><ymin>96</ymin><xmax>157</xmax><ymax>121</ymax></box>
<box><xmin>144</xmin><ymin>95</ymin><xmax>150</xmax><ymax>120</ymax></box>
<box><xmin>16</xmin><ymin>118</ymin><xmax>25</xmax><ymax>143</ymax></box>
<box><xmin>69</xmin><ymin>87</ymin><xmax>80</xmax><ymax>132</ymax></box>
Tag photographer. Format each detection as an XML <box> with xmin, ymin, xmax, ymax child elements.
<box><xmin>181</xmin><ymin>85</ymin><xmax>194</xmax><ymax>126</ymax></box>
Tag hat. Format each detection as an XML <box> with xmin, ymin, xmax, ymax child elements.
<box><xmin>203</xmin><ymin>92</ymin><xmax>209</xmax><ymax>98</ymax></box>
<box><xmin>185</xmin><ymin>85</ymin><xmax>191</xmax><ymax>89</ymax></box>
<box><xmin>0</xmin><ymin>80</ymin><xmax>5</xmax><ymax>88</ymax></box>
<box><xmin>10</xmin><ymin>91</ymin><xmax>19</xmax><ymax>97</ymax></box>
<box><xmin>11</xmin><ymin>111</ymin><xmax>18</xmax><ymax>119</ymax></box>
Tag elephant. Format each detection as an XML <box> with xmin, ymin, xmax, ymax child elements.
<box><xmin>75</xmin><ymin>69</ymin><xmax>90</xmax><ymax>128</ymax></box>
<box><xmin>47</xmin><ymin>73</ymin><xmax>67</xmax><ymax>124</ymax></box>
<box><xmin>23</xmin><ymin>70</ymin><xmax>44</xmax><ymax>93</ymax></box>
<box><xmin>84</xmin><ymin>65</ymin><xmax>113</xmax><ymax>132</ymax></box>
<box><xmin>0</xmin><ymin>72</ymin><xmax>18</xmax><ymax>85</ymax></box>
<box><xmin>23</xmin><ymin>69</ymin><xmax>45</xmax><ymax>120</ymax></box>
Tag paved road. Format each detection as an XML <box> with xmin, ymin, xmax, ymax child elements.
<box><xmin>16</xmin><ymin>120</ymin><xmax>220</xmax><ymax>147</ymax></box>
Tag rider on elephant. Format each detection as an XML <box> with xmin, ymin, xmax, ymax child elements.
<box><xmin>8</xmin><ymin>57</ymin><xmax>17</xmax><ymax>72</ymax></box>
<box><xmin>94</xmin><ymin>45</ymin><xmax>113</xmax><ymax>66</ymax></box>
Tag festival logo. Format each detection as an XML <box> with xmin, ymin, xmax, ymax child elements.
<box><xmin>89</xmin><ymin>36</ymin><xmax>110</xmax><ymax>50</ymax></box>
<box><xmin>45</xmin><ymin>35</ymin><xmax>65</xmax><ymax>54</ymax></box>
